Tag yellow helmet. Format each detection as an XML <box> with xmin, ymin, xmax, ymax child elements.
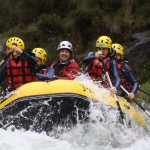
<box><xmin>112</xmin><ymin>43</ymin><xmax>124</xmax><ymax>56</ymax></box>
<box><xmin>6</xmin><ymin>37</ymin><xmax>25</xmax><ymax>50</ymax></box>
<box><xmin>32</xmin><ymin>48</ymin><xmax>47</xmax><ymax>65</ymax></box>
<box><xmin>96</xmin><ymin>36</ymin><xmax>112</xmax><ymax>52</ymax></box>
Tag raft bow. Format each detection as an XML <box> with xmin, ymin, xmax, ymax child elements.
<box><xmin>0</xmin><ymin>79</ymin><xmax>146</xmax><ymax>132</ymax></box>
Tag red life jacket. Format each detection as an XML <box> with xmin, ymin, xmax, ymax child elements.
<box><xmin>7</xmin><ymin>59</ymin><xmax>33</xmax><ymax>90</ymax></box>
<box><xmin>117</xmin><ymin>60</ymin><xmax>132</xmax><ymax>92</ymax></box>
<box><xmin>87</xmin><ymin>56</ymin><xmax>112</xmax><ymax>86</ymax></box>
<box><xmin>50</xmin><ymin>59</ymin><xmax>79</xmax><ymax>80</ymax></box>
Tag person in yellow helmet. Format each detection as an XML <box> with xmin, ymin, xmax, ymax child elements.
<box><xmin>0</xmin><ymin>37</ymin><xmax>36</xmax><ymax>93</ymax></box>
<box><xmin>112</xmin><ymin>43</ymin><xmax>139</xmax><ymax>101</ymax></box>
<box><xmin>82</xmin><ymin>35</ymin><xmax>121</xmax><ymax>95</ymax></box>
<box><xmin>32</xmin><ymin>48</ymin><xmax>47</xmax><ymax>71</ymax></box>
<box><xmin>31</xmin><ymin>48</ymin><xmax>49</xmax><ymax>80</ymax></box>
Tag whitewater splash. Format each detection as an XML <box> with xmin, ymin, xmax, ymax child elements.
<box><xmin>0</xmin><ymin>74</ymin><xmax>150</xmax><ymax>150</ymax></box>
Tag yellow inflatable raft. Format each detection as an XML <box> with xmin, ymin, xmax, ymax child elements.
<box><xmin>0</xmin><ymin>79</ymin><xmax>146</xmax><ymax>132</ymax></box>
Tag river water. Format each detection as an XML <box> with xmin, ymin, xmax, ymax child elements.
<box><xmin>0</xmin><ymin>75</ymin><xmax>150</xmax><ymax>150</ymax></box>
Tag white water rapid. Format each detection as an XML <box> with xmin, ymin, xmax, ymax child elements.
<box><xmin>0</xmin><ymin>75</ymin><xmax>150</xmax><ymax>150</ymax></box>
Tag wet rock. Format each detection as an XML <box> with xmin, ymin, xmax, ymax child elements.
<box><xmin>125</xmin><ymin>30</ymin><xmax>150</xmax><ymax>65</ymax></box>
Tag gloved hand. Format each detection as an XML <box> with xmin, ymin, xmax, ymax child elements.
<box><xmin>36</xmin><ymin>73</ymin><xmax>51</xmax><ymax>80</ymax></box>
<box><xmin>82</xmin><ymin>52</ymin><xmax>95</xmax><ymax>64</ymax></box>
<box><xmin>36</xmin><ymin>68</ymin><xmax>55</xmax><ymax>81</ymax></box>
<box><xmin>46</xmin><ymin>67</ymin><xmax>55</xmax><ymax>79</ymax></box>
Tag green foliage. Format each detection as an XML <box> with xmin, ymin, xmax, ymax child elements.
<box><xmin>136</xmin><ymin>61</ymin><xmax>150</xmax><ymax>83</ymax></box>
<box><xmin>0</xmin><ymin>0</ymin><xmax>149</xmax><ymax>86</ymax></box>
<box><xmin>0</xmin><ymin>0</ymin><xmax>149</xmax><ymax>43</ymax></box>
<box><xmin>132</xmin><ymin>0</ymin><xmax>150</xmax><ymax>31</ymax></box>
<box><xmin>137</xmin><ymin>80</ymin><xmax>150</xmax><ymax>102</ymax></box>
<box><xmin>37</xmin><ymin>13</ymin><xmax>63</xmax><ymax>36</ymax></box>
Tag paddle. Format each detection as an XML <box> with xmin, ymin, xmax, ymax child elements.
<box><xmin>0</xmin><ymin>52</ymin><xmax>12</xmax><ymax>66</ymax></box>
<box><xmin>100</xmin><ymin>58</ymin><xmax>127</xmax><ymax>127</ymax></box>
<box><xmin>139</xmin><ymin>87</ymin><xmax>150</xmax><ymax>96</ymax></box>
<box><xmin>120</xmin><ymin>85</ymin><xmax>150</xmax><ymax>117</ymax></box>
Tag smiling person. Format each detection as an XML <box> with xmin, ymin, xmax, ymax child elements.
<box><xmin>37</xmin><ymin>41</ymin><xmax>80</xmax><ymax>80</ymax></box>
<box><xmin>82</xmin><ymin>36</ymin><xmax>121</xmax><ymax>95</ymax></box>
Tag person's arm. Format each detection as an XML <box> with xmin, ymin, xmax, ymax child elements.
<box><xmin>82</xmin><ymin>52</ymin><xmax>95</xmax><ymax>64</ymax></box>
<box><xmin>12</xmin><ymin>45</ymin><xmax>36</xmax><ymax>64</ymax></box>
<box><xmin>55</xmin><ymin>61</ymin><xmax>80</xmax><ymax>80</ymax></box>
<box><xmin>122</xmin><ymin>63</ymin><xmax>139</xmax><ymax>94</ymax></box>
<box><xmin>0</xmin><ymin>63</ymin><xmax>7</xmax><ymax>83</ymax></box>
<box><xmin>21</xmin><ymin>51</ymin><xmax>36</xmax><ymax>66</ymax></box>
<box><xmin>61</xmin><ymin>62</ymin><xmax>80</xmax><ymax>80</ymax></box>
<box><xmin>36</xmin><ymin>67</ymin><xmax>55</xmax><ymax>80</ymax></box>
<box><xmin>111</xmin><ymin>59</ymin><xmax>121</xmax><ymax>89</ymax></box>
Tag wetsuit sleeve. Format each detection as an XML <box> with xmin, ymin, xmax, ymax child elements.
<box><xmin>55</xmin><ymin>62</ymin><xmax>80</xmax><ymax>80</ymax></box>
<box><xmin>0</xmin><ymin>63</ymin><xmax>7</xmax><ymax>83</ymax></box>
<box><xmin>52</xmin><ymin>61</ymin><xmax>79</xmax><ymax>80</ymax></box>
<box><xmin>21</xmin><ymin>51</ymin><xmax>36</xmax><ymax>66</ymax></box>
<box><xmin>111</xmin><ymin>59</ymin><xmax>121</xmax><ymax>89</ymax></box>
<box><xmin>122</xmin><ymin>63</ymin><xmax>139</xmax><ymax>94</ymax></box>
<box><xmin>64</xmin><ymin>62</ymin><xmax>80</xmax><ymax>80</ymax></box>
<box><xmin>82</xmin><ymin>52</ymin><xmax>95</xmax><ymax>64</ymax></box>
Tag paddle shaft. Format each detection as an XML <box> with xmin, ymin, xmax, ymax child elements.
<box><xmin>0</xmin><ymin>52</ymin><xmax>12</xmax><ymax>66</ymax></box>
<box><xmin>101</xmin><ymin>59</ymin><xmax>127</xmax><ymax>127</ymax></box>
<box><xmin>120</xmin><ymin>85</ymin><xmax>150</xmax><ymax>117</ymax></box>
<box><xmin>139</xmin><ymin>87</ymin><xmax>150</xmax><ymax>96</ymax></box>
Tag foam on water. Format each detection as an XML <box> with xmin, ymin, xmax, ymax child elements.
<box><xmin>0</xmin><ymin>129</ymin><xmax>76</xmax><ymax>150</ymax></box>
<box><xmin>0</xmin><ymin>128</ymin><xmax>150</xmax><ymax>150</ymax></box>
<box><xmin>0</xmin><ymin>74</ymin><xmax>150</xmax><ymax>150</ymax></box>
